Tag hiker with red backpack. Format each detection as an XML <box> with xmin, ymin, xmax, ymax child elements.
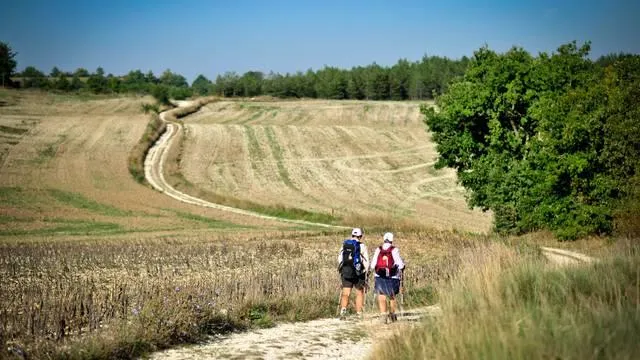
<box><xmin>370</xmin><ymin>232</ymin><xmax>405</xmax><ymax>323</ymax></box>
<box><xmin>337</xmin><ymin>227</ymin><xmax>370</xmax><ymax>320</ymax></box>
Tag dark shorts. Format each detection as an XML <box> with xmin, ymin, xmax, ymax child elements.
<box><xmin>341</xmin><ymin>275</ymin><xmax>366</xmax><ymax>290</ymax></box>
<box><xmin>375</xmin><ymin>277</ymin><xmax>400</xmax><ymax>296</ymax></box>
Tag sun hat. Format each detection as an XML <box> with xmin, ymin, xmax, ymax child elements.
<box><xmin>383</xmin><ymin>232</ymin><xmax>394</xmax><ymax>242</ymax></box>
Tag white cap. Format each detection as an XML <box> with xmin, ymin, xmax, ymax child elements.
<box><xmin>383</xmin><ymin>232</ymin><xmax>394</xmax><ymax>242</ymax></box>
<box><xmin>351</xmin><ymin>228</ymin><xmax>363</xmax><ymax>237</ymax></box>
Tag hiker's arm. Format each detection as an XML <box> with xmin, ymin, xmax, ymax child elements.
<box><xmin>369</xmin><ymin>248</ymin><xmax>379</xmax><ymax>271</ymax></box>
<box><xmin>337</xmin><ymin>248</ymin><xmax>343</xmax><ymax>269</ymax></box>
<box><xmin>360</xmin><ymin>244</ymin><xmax>370</xmax><ymax>269</ymax></box>
<box><xmin>392</xmin><ymin>248</ymin><xmax>405</xmax><ymax>270</ymax></box>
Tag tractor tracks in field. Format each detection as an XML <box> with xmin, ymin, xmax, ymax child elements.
<box><xmin>144</xmin><ymin>100</ymin><xmax>458</xmax><ymax>226</ymax></box>
<box><xmin>144</xmin><ymin>101</ymin><xmax>345</xmax><ymax>229</ymax></box>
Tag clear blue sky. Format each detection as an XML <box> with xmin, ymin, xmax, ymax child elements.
<box><xmin>3</xmin><ymin>0</ymin><xmax>639</xmax><ymax>83</ymax></box>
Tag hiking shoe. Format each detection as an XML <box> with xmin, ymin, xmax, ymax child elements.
<box><xmin>379</xmin><ymin>314</ymin><xmax>388</xmax><ymax>324</ymax></box>
<box><xmin>389</xmin><ymin>313</ymin><xmax>398</xmax><ymax>323</ymax></box>
<box><xmin>356</xmin><ymin>312</ymin><xmax>364</xmax><ymax>320</ymax></box>
<box><xmin>339</xmin><ymin>308</ymin><xmax>347</xmax><ymax>320</ymax></box>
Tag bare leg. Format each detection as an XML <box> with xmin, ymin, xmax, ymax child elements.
<box><xmin>377</xmin><ymin>294</ymin><xmax>387</xmax><ymax>313</ymax></box>
<box><xmin>340</xmin><ymin>287</ymin><xmax>352</xmax><ymax>310</ymax></box>
<box><xmin>355</xmin><ymin>288</ymin><xmax>365</xmax><ymax>313</ymax></box>
<box><xmin>389</xmin><ymin>295</ymin><xmax>397</xmax><ymax>314</ymax></box>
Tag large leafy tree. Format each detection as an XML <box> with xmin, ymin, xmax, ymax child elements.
<box><xmin>423</xmin><ymin>42</ymin><xmax>640</xmax><ymax>239</ymax></box>
<box><xmin>192</xmin><ymin>74</ymin><xmax>212</xmax><ymax>95</ymax></box>
<box><xmin>21</xmin><ymin>66</ymin><xmax>49</xmax><ymax>88</ymax></box>
<box><xmin>160</xmin><ymin>69</ymin><xmax>188</xmax><ymax>88</ymax></box>
<box><xmin>0</xmin><ymin>42</ymin><xmax>17</xmax><ymax>87</ymax></box>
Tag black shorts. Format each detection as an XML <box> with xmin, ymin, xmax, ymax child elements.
<box><xmin>341</xmin><ymin>275</ymin><xmax>366</xmax><ymax>290</ymax></box>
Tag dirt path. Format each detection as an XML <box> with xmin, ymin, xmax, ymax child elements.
<box><xmin>147</xmin><ymin>247</ymin><xmax>595</xmax><ymax>360</ymax></box>
<box><xmin>149</xmin><ymin>306</ymin><xmax>441</xmax><ymax>360</ymax></box>
<box><xmin>143</xmin><ymin>101</ymin><xmax>346</xmax><ymax>230</ymax></box>
<box><xmin>541</xmin><ymin>246</ymin><xmax>598</xmax><ymax>265</ymax></box>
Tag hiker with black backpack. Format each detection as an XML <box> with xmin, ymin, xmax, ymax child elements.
<box><xmin>370</xmin><ymin>232</ymin><xmax>405</xmax><ymax>324</ymax></box>
<box><xmin>337</xmin><ymin>227</ymin><xmax>370</xmax><ymax>320</ymax></box>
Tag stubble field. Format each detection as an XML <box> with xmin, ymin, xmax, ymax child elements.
<box><xmin>175</xmin><ymin>99</ymin><xmax>491</xmax><ymax>233</ymax></box>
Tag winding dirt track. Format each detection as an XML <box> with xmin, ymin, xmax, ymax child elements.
<box><xmin>144</xmin><ymin>101</ymin><xmax>347</xmax><ymax>229</ymax></box>
<box><xmin>145</xmin><ymin>101</ymin><xmax>597</xmax><ymax>360</ymax></box>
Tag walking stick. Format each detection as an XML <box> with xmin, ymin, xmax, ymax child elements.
<box><xmin>399</xmin><ymin>269</ymin><xmax>405</xmax><ymax>316</ymax></box>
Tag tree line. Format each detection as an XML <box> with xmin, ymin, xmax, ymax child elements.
<box><xmin>424</xmin><ymin>41</ymin><xmax>640</xmax><ymax>240</ymax></box>
<box><xmin>1</xmin><ymin>41</ymin><xmax>468</xmax><ymax>100</ymax></box>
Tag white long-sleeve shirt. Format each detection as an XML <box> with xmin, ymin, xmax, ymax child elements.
<box><xmin>337</xmin><ymin>239</ymin><xmax>369</xmax><ymax>271</ymax></box>
<box><xmin>370</xmin><ymin>243</ymin><xmax>405</xmax><ymax>279</ymax></box>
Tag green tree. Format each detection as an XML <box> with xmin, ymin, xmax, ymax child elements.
<box><xmin>215</xmin><ymin>72</ymin><xmax>240</xmax><ymax>97</ymax></box>
<box><xmin>107</xmin><ymin>75</ymin><xmax>121</xmax><ymax>93</ymax></box>
<box><xmin>50</xmin><ymin>66</ymin><xmax>62</xmax><ymax>77</ymax></box>
<box><xmin>87</xmin><ymin>67</ymin><xmax>107</xmax><ymax>93</ymax></box>
<box><xmin>365</xmin><ymin>63</ymin><xmax>389</xmax><ymax>100</ymax></box>
<box><xmin>422</xmin><ymin>41</ymin><xmax>633</xmax><ymax>239</ymax></box>
<box><xmin>0</xmin><ymin>42</ymin><xmax>17</xmax><ymax>87</ymax></box>
<box><xmin>239</xmin><ymin>71</ymin><xmax>263</xmax><ymax>97</ymax></box>
<box><xmin>192</xmin><ymin>74</ymin><xmax>212</xmax><ymax>95</ymax></box>
<box><xmin>21</xmin><ymin>66</ymin><xmax>49</xmax><ymax>88</ymax></box>
<box><xmin>315</xmin><ymin>67</ymin><xmax>347</xmax><ymax>99</ymax></box>
<box><xmin>390</xmin><ymin>59</ymin><xmax>411</xmax><ymax>100</ymax></box>
<box><xmin>151</xmin><ymin>84</ymin><xmax>170</xmax><ymax>105</ymax></box>
<box><xmin>160</xmin><ymin>69</ymin><xmax>188</xmax><ymax>88</ymax></box>
<box><xmin>70</xmin><ymin>75</ymin><xmax>84</xmax><ymax>91</ymax></box>
<box><xmin>53</xmin><ymin>73</ymin><xmax>71</xmax><ymax>91</ymax></box>
<box><xmin>73</xmin><ymin>67</ymin><xmax>89</xmax><ymax>77</ymax></box>
<box><xmin>347</xmin><ymin>67</ymin><xmax>366</xmax><ymax>100</ymax></box>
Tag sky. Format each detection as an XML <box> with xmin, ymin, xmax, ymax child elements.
<box><xmin>2</xmin><ymin>0</ymin><xmax>639</xmax><ymax>83</ymax></box>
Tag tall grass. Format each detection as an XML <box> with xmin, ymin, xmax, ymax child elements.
<box><xmin>373</xmin><ymin>241</ymin><xmax>640</xmax><ymax>360</ymax></box>
<box><xmin>127</xmin><ymin>113</ymin><xmax>166</xmax><ymax>183</ymax></box>
<box><xmin>0</xmin><ymin>230</ymin><xmax>454</xmax><ymax>359</ymax></box>
<box><xmin>127</xmin><ymin>96</ymin><xmax>219</xmax><ymax>185</ymax></box>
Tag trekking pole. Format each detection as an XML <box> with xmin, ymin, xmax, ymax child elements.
<box><xmin>336</xmin><ymin>273</ymin><xmax>343</xmax><ymax>317</ymax></box>
<box><xmin>362</xmin><ymin>270</ymin><xmax>369</xmax><ymax>315</ymax></box>
<box><xmin>399</xmin><ymin>269</ymin><xmax>405</xmax><ymax>317</ymax></box>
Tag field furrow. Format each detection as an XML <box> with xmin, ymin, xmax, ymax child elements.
<box><xmin>176</xmin><ymin>99</ymin><xmax>491</xmax><ymax>232</ymax></box>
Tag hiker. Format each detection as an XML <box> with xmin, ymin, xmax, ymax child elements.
<box><xmin>370</xmin><ymin>232</ymin><xmax>405</xmax><ymax>323</ymax></box>
<box><xmin>337</xmin><ymin>227</ymin><xmax>370</xmax><ymax>319</ymax></box>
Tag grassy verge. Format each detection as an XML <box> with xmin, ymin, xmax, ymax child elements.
<box><xmin>127</xmin><ymin>113</ymin><xmax>166</xmax><ymax>183</ymax></box>
<box><xmin>373</xmin><ymin>241</ymin><xmax>640</xmax><ymax>360</ymax></box>
<box><xmin>47</xmin><ymin>189</ymin><xmax>132</xmax><ymax>217</ymax></box>
<box><xmin>127</xmin><ymin>96</ymin><xmax>219</xmax><ymax>185</ymax></box>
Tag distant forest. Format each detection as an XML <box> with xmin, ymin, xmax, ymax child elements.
<box><xmin>8</xmin><ymin>52</ymin><xmax>469</xmax><ymax>100</ymax></box>
<box><xmin>4</xmin><ymin>39</ymin><xmax>632</xmax><ymax>103</ymax></box>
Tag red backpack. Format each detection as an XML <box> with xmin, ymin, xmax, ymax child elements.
<box><xmin>375</xmin><ymin>246</ymin><xmax>397</xmax><ymax>277</ymax></box>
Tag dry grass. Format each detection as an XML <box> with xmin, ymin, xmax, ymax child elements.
<box><xmin>170</xmin><ymin>99</ymin><xmax>492</xmax><ymax>233</ymax></box>
<box><xmin>372</xmin><ymin>240</ymin><xmax>640</xmax><ymax>360</ymax></box>
<box><xmin>0</xmin><ymin>230</ymin><xmax>470</xmax><ymax>359</ymax></box>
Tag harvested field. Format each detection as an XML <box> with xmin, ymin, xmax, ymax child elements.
<box><xmin>0</xmin><ymin>90</ymin><xmax>290</xmax><ymax>237</ymax></box>
<box><xmin>176</xmin><ymin>100</ymin><xmax>492</xmax><ymax>233</ymax></box>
